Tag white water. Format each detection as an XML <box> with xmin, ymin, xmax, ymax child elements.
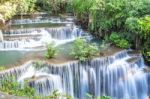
<box><xmin>0</xmin><ymin>26</ymin><xmax>85</xmax><ymax>51</ymax></box>
<box><xmin>0</xmin><ymin>50</ymin><xmax>149</xmax><ymax>99</ymax></box>
<box><xmin>10</xmin><ymin>17</ymin><xmax>74</xmax><ymax>25</ymax></box>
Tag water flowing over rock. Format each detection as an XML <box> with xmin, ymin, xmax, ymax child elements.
<box><xmin>0</xmin><ymin>16</ymin><xmax>92</xmax><ymax>51</ymax></box>
<box><xmin>10</xmin><ymin>17</ymin><xmax>74</xmax><ymax>25</ymax></box>
<box><xmin>0</xmin><ymin>26</ymin><xmax>85</xmax><ymax>50</ymax></box>
<box><xmin>0</xmin><ymin>50</ymin><xmax>149</xmax><ymax>99</ymax></box>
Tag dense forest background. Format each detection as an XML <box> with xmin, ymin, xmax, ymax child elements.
<box><xmin>0</xmin><ymin>0</ymin><xmax>150</xmax><ymax>63</ymax></box>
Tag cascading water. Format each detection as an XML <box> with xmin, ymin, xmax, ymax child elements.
<box><xmin>0</xmin><ymin>16</ymin><xmax>91</xmax><ymax>50</ymax></box>
<box><xmin>0</xmin><ymin>50</ymin><xmax>149</xmax><ymax>99</ymax></box>
<box><xmin>0</xmin><ymin>26</ymin><xmax>84</xmax><ymax>50</ymax></box>
<box><xmin>10</xmin><ymin>17</ymin><xmax>74</xmax><ymax>25</ymax></box>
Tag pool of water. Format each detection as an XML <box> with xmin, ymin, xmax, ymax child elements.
<box><xmin>0</xmin><ymin>42</ymin><xmax>73</xmax><ymax>66</ymax></box>
<box><xmin>0</xmin><ymin>51</ymin><xmax>26</xmax><ymax>66</ymax></box>
<box><xmin>0</xmin><ymin>39</ymin><xmax>102</xmax><ymax>67</ymax></box>
<box><xmin>0</xmin><ymin>15</ymin><xmax>101</xmax><ymax>67</ymax></box>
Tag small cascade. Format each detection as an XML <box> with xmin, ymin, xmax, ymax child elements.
<box><xmin>29</xmin><ymin>75</ymin><xmax>63</xmax><ymax>96</ymax></box>
<box><xmin>0</xmin><ymin>50</ymin><xmax>149</xmax><ymax>99</ymax></box>
<box><xmin>0</xmin><ymin>61</ymin><xmax>32</xmax><ymax>82</ymax></box>
<box><xmin>0</xmin><ymin>26</ymin><xmax>84</xmax><ymax>50</ymax></box>
<box><xmin>148</xmin><ymin>73</ymin><xmax>150</xmax><ymax>95</ymax></box>
<box><xmin>0</xmin><ymin>30</ymin><xmax>3</xmax><ymax>41</ymax></box>
<box><xmin>10</xmin><ymin>17</ymin><xmax>74</xmax><ymax>25</ymax></box>
<box><xmin>4</xmin><ymin>26</ymin><xmax>82</xmax><ymax>40</ymax></box>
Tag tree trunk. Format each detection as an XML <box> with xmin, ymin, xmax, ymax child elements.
<box><xmin>135</xmin><ymin>34</ymin><xmax>141</xmax><ymax>50</ymax></box>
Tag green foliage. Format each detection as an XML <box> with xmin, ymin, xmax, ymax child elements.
<box><xmin>116</xmin><ymin>39</ymin><xmax>131</xmax><ymax>49</ymax></box>
<box><xmin>72</xmin><ymin>0</ymin><xmax>92</xmax><ymax>17</ymax></box>
<box><xmin>97</xmin><ymin>96</ymin><xmax>111</xmax><ymax>99</ymax></box>
<box><xmin>45</xmin><ymin>43</ymin><xmax>57</xmax><ymax>59</ymax></box>
<box><xmin>86</xmin><ymin>93</ymin><xmax>111</xmax><ymax>99</ymax></box>
<box><xmin>109</xmin><ymin>32</ymin><xmax>120</xmax><ymax>44</ymax></box>
<box><xmin>125</xmin><ymin>17</ymin><xmax>140</xmax><ymax>34</ymax></box>
<box><xmin>33</xmin><ymin>61</ymin><xmax>44</xmax><ymax>69</ymax></box>
<box><xmin>110</xmin><ymin>32</ymin><xmax>131</xmax><ymax>49</ymax></box>
<box><xmin>0</xmin><ymin>79</ymin><xmax>35</xmax><ymax>96</ymax></box>
<box><xmin>138</xmin><ymin>16</ymin><xmax>150</xmax><ymax>38</ymax></box>
<box><xmin>0</xmin><ymin>2</ymin><xmax>17</xmax><ymax>20</ymax></box>
<box><xmin>142</xmin><ymin>37</ymin><xmax>150</xmax><ymax>62</ymax></box>
<box><xmin>71</xmin><ymin>38</ymin><xmax>99</xmax><ymax>61</ymax></box>
<box><xmin>0</xmin><ymin>0</ymin><xmax>37</xmax><ymax>20</ymax></box>
<box><xmin>48</xmin><ymin>90</ymin><xmax>71</xmax><ymax>99</ymax></box>
<box><xmin>33</xmin><ymin>90</ymin><xmax>72</xmax><ymax>99</ymax></box>
<box><xmin>0</xmin><ymin>66</ymin><xmax>6</xmax><ymax>71</ymax></box>
<box><xmin>89</xmin><ymin>0</ymin><xmax>150</xmax><ymax>33</ymax></box>
<box><xmin>36</xmin><ymin>0</ymin><xmax>72</xmax><ymax>14</ymax></box>
<box><xmin>35</xmin><ymin>0</ymin><xmax>52</xmax><ymax>13</ymax></box>
<box><xmin>136</xmin><ymin>16</ymin><xmax>150</xmax><ymax>62</ymax></box>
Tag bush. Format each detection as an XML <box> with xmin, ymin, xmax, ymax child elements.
<box><xmin>0</xmin><ymin>66</ymin><xmax>5</xmax><ymax>71</ymax></box>
<box><xmin>71</xmin><ymin>38</ymin><xmax>99</xmax><ymax>61</ymax></box>
<box><xmin>109</xmin><ymin>32</ymin><xmax>121</xmax><ymax>44</ymax></box>
<box><xmin>45</xmin><ymin>43</ymin><xmax>57</xmax><ymax>59</ymax></box>
<box><xmin>0</xmin><ymin>79</ymin><xmax>35</xmax><ymax>96</ymax></box>
<box><xmin>109</xmin><ymin>32</ymin><xmax>131</xmax><ymax>49</ymax></box>
<box><xmin>142</xmin><ymin>37</ymin><xmax>150</xmax><ymax>62</ymax></box>
<box><xmin>86</xmin><ymin>93</ymin><xmax>111</xmax><ymax>99</ymax></box>
<box><xmin>116</xmin><ymin>39</ymin><xmax>131</xmax><ymax>49</ymax></box>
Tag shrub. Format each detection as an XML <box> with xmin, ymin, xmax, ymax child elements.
<box><xmin>0</xmin><ymin>66</ymin><xmax>5</xmax><ymax>71</ymax></box>
<box><xmin>116</xmin><ymin>39</ymin><xmax>131</xmax><ymax>49</ymax></box>
<box><xmin>0</xmin><ymin>79</ymin><xmax>35</xmax><ymax>96</ymax></box>
<box><xmin>109</xmin><ymin>32</ymin><xmax>120</xmax><ymax>43</ymax></box>
<box><xmin>45</xmin><ymin>43</ymin><xmax>57</xmax><ymax>59</ymax></box>
<box><xmin>71</xmin><ymin>38</ymin><xmax>99</xmax><ymax>61</ymax></box>
<box><xmin>142</xmin><ymin>37</ymin><xmax>150</xmax><ymax>62</ymax></box>
<box><xmin>109</xmin><ymin>32</ymin><xmax>131</xmax><ymax>49</ymax></box>
<box><xmin>86</xmin><ymin>93</ymin><xmax>111</xmax><ymax>99</ymax></box>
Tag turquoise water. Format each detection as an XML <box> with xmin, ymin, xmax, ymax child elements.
<box><xmin>0</xmin><ymin>39</ymin><xmax>102</xmax><ymax>66</ymax></box>
<box><xmin>0</xmin><ymin>42</ymin><xmax>73</xmax><ymax>66</ymax></box>
<box><xmin>0</xmin><ymin>51</ymin><xmax>26</xmax><ymax>66</ymax></box>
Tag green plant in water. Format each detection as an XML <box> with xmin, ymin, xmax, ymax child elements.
<box><xmin>45</xmin><ymin>43</ymin><xmax>57</xmax><ymax>59</ymax></box>
<box><xmin>71</xmin><ymin>38</ymin><xmax>99</xmax><ymax>61</ymax></box>
<box><xmin>33</xmin><ymin>61</ymin><xmax>44</xmax><ymax>70</ymax></box>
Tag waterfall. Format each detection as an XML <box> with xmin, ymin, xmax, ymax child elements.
<box><xmin>0</xmin><ymin>26</ymin><xmax>84</xmax><ymax>50</ymax></box>
<box><xmin>0</xmin><ymin>50</ymin><xmax>148</xmax><ymax>99</ymax></box>
<box><xmin>10</xmin><ymin>17</ymin><xmax>74</xmax><ymax>25</ymax></box>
